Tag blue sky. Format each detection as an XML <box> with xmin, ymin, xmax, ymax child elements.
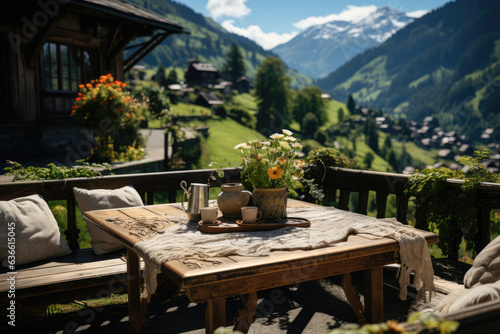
<box><xmin>172</xmin><ymin>0</ymin><xmax>451</xmax><ymax>49</ymax></box>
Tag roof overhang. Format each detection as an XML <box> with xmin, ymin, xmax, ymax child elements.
<box><xmin>69</xmin><ymin>0</ymin><xmax>189</xmax><ymax>35</ymax></box>
<box><xmin>68</xmin><ymin>0</ymin><xmax>190</xmax><ymax>71</ymax></box>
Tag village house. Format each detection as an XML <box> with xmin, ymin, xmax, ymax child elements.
<box><xmin>0</xmin><ymin>0</ymin><xmax>188</xmax><ymax>164</ymax></box>
<box><xmin>195</xmin><ymin>91</ymin><xmax>224</xmax><ymax>109</ymax></box>
<box><xmin>185</xmin><ymin>58</ymin><xmax>219</xmax><ymax>87</ymax></box>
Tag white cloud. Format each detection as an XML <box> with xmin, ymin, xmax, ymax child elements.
<box><xmin>222</xmin><ymin>19</ymin><xmax>298</xmax><ymax>50</ymax></box>
<box><xmin>206</xmin><ymin>0</ymin><xmax>251</xmax><ymax>20</ymax></box>
<box><xmin>294</xmin><ymin>5</ymin><xmax>378</xmax><ymax>30</ymax></box>
<box><xmin>407</xmin><ymin>10</ymin><xmax>428</xmax><ymax>18</ymax></box>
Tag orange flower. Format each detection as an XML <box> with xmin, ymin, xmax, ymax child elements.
<box><xmin>78</xmin><ymin>84</ymin><xmax>84</xmax><ymax>89</ymax></box>
<box><xmin>277</xmin><ymin>157</ymin><xmax>287</xmax><ymax>165</ymax></box>
<box><xmin>386</xmin><ymin>320</ymin><xmax>405</xmax><ymax>332</ymax></box>
<box><xmin>268</xmin><ymin>166</ymin><xmax>283</xmax><ymax>180</ymax></box>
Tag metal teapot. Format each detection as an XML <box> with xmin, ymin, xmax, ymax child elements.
<box><xmin>180</xmin><ymin>181</ymin><xmax>209</xmax><ymax>221</ymax></box>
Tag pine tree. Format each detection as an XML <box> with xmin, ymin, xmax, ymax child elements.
<box><xmin>346</xmin><ymin>94</ymin><xmax>356</xmax><ymax>114</ymax></box>
<box><xmin>302</xmin><ymin>112</ymin><xmax>319</xmax><ymax>137</ymax></box>
<box><xmin>222</xmin><ymin>43</ymin><xmax>246</xmax><ymax>82</ymax></box>
<box><xmin>166</xmin><ymin>68</ymin><xmax>178</xmax><ymax>83</ymax></box>
<box><xmin>363</xmin><ymin>152</ymin><xmax>375</xmax><ymax>169</ymax></box>
<box><xmin>337</xmin><ymin>108</ymin><xmax>344</xmax><ymax>123</ymax></box>
<box><xmin>155</xmin><ymin>64</ymin><xmax>167</xmax><ymax>86</ymax></box>
<box><xmin>388</xmin><ymin>150</ymin><xmax>398</xmax><ymax>171</ymax></box>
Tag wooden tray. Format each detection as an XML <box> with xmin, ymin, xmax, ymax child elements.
<box><xmin>197</xmin><ymin>217</ymin><xmax>310</xmax><ymax>233</ymax></box>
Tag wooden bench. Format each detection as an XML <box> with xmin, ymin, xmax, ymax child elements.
<box><xmin>0</xmin><ymin>168</ymin><xmax>242</xmax><ymax>311</ymax></box>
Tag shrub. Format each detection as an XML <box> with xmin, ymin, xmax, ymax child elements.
<box><xmin>71</xmin><ymin>74</ymin><xmax>146</xmax><ymax>162</ymax></box>
<box><xmin>3</xmin><ymin>160</ymin><xmax>110</xmax><ymax>181</ymax></box>
<box><xmin>228</xmin><ymin>107</ymin><xmax>256</xmax><ymax>129</ymax></box>
<box><xmin>213</xmin><ymin>105</ymin><xmax>227</xmax><ymax>118</ymax></box>
<box><xmin>138</xmin><ymin>84</ymin><xmax>171</xmax><ymax>120</ymax></box>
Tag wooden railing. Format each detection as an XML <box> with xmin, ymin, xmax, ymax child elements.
<box><xmin>0</xmin><ymin>168</ymin><xmax>242</xmax><ymax>250</ymax></box>
<box><xmin>0</xmin><ymin>166</ymin><xmax>498</xmax><ymax>259</ymax></box>
<box><xmin>316</xmin><ymin>167</ymin><xmax>500</xmax><ymax>260</ymax></box>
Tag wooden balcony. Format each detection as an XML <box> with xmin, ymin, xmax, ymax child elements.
<box><xmin>1</xmin><ymin>167</ymin><xmax>499</xmax><ymax>333</ymax></box>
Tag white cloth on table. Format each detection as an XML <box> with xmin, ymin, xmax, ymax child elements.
<box><xmin>133</xmin><ymin>206</ymin><xmax>435</xmax><ymax>304</ymax></box>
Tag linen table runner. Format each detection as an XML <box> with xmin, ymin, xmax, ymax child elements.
<box><xmin>133</xmin><ymin>206</ymin><xmax>435</xmax><ymax>304</ymax></box>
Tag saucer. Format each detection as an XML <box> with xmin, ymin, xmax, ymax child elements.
<box><xmin>236</xmin><ymin>220</ymin><xmax>264</xmax><ymax>225</ymax></box>
<box><xmin>198</xmin><ymin>220</ymin><xmax>221</xmax><ymax>226</ymax></box>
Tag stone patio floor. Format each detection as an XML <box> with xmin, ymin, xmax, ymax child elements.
<box><xmin>8</xmin><ymin>270</ymin><xmax>448</xmax><ymax>334</ymax></box>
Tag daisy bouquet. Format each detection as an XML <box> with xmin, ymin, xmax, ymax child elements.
<box><xmin>234</xmin><ymin>130</ymin><xmax>323</xmax><ymax>200</ymax></box>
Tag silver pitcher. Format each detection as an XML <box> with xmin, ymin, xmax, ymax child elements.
<box><xmin>180</xmin><ymin>181</ymin><xmax>209</xmax><ymax>221</ymax></box>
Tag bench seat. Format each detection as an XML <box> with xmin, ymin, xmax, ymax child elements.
<box><xmin>0</xmin><ymin>249</ymin><xmax>142</xmax><ymax>307</ymax></box>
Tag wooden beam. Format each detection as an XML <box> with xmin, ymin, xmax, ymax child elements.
<box><xmin>106</xmin><ymin>24</ymin><xmax>122</xmax><ymax>58</ymax></box>
<box><xmin>106</xmin><ymin>29</ymin><xmax>138</xmax><ymax>66</ymax></box>
<box><xmin>123</xmin><ymin>32</ymin><xmax>171</xmax><ymax>73</ymax></box>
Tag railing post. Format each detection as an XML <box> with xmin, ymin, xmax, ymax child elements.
<box><xmin>357</xmin><ymin>190</ymin><xmax>369</xmax><ymax>216</ymax></box>
<box><xmin>339</xmin><ymin>190</ymin><xmax>351</xmax><ymax>211</ymax></box>
<box><xmin>146</xmin><ymin>191</ymin><xmax>155</xmax><ymax>205</ymax></box>
<box><xmin>448</xmin><ymin>213</ymin><xmax>462</xmax><ymax>261</ymax></box>
<box><xmin>396</xmin><ymin>192</ymin><xmax>409</xmax><ymax>224</ymax></box>
<box><xmin>65</xmin><ymin>198</ymin><xmax>80</xmax><ymax>250</ymax></box>
<box><xmin>169</xmin><ymin>189</ymin><xmax>176</xmax><ymax>203</ymax></box>
<box><xmin>414</xmin><ymin>197</ymin><xmax>428</xmax><ymax>231</ymax></box>
<box><xmin>476</xmin><ymin>205</ymin><xmax>492</xmax><ymax>255</ymax></box>
<box><xmin>375</xmin><ymin>192</ymin><xmax>388</xmax><ymax>218</ymax></box>
<box><xmin>323</xmin><ymin>188</ymin><xmax>337</xmax><ymax>203</ymax></box>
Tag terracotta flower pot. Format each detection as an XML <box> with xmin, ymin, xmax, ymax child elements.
<box><xmin>252</xmin><ymin>188</ymin><xmax>288</xmax><ymax>219</ymax></box>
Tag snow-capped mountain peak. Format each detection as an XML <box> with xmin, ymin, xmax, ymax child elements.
<box><xmin>308</xmin><ymin>6</ymin><xmax>413</xmax><ymax>43</ymax></box>
<box><xmin>272</xmin><ymin>6</ymin><xmax>416</xmax><ymax>79</ymax></box>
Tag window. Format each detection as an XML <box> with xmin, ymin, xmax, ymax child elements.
<box><xmin>43</xmin><ymin>42</ymin><xmax>95</xmax><ymax>92</ymax></box>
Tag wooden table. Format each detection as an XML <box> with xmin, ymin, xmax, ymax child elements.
<box><xmin>85</xmin><ymin>199</ymin><xmax>438</xmax><ymax>334</ymax></box>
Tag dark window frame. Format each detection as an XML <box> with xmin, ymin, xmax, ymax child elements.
<box><xmin>43</xmin><ymin>42</ymin><xmax>96</xmax><ymax>93</ymax></box>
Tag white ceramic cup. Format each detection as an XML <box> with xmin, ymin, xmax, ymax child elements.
<box><xmin>201</xmin><ymin>207</ymin><xmax>218</xmax><ymax>224</ymax></box>
<box><xmin>241</xmin><ymin>206</ymin><xmax>262</xmax><ymax>224</ymax></box>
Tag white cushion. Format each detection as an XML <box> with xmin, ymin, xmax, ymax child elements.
<box><xmin>0</xmin><ymin>194</ymin><xmax>72</xmax><ymax>267</ymax></box>
<box><xmin>434</xmin><ymin>281</ymin><xmax>500</xmax><ymax>315</ymax></box>
<box><xmin>464</xmin><ymin>235</ymin><xmax>500</xmax><ymax>288</ymax></box>
<box><xmin>73</xmin><ymin>186</ymin><xmax>143</xmax><ymax>255</ymax></box>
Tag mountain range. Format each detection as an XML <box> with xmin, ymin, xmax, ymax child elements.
<box><xmin>272</xmin><ymin>6</ymin><xmax>415</xmax><ymax>79</ymax></box>
<box><xmin>128</xmin><ymin>0</ymin><xmax>312</xmax><ymax>88</ymax></box>
<box><xmin>317</xmin><ymin>0</ymin><xmax>500</xmax><ymax>142</ymax></box>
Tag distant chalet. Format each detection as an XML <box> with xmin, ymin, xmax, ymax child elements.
<box><xmin>195</xmin><ymin>91</ymin><xmax>224</xmax><ymax>109</ymax></box>
<box><xmin>185</xmin><ymin>59</ymin><xmax>219</xmax><ymax>87</ymax></box>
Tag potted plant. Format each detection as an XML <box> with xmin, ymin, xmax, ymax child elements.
<box><xmin>232</xmin><ymin>130</ymin><xmax>323</xmax><ymax>219</ymax></box>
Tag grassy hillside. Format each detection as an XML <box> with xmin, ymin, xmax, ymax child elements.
<box><xmin>191</xmin><ymin>94</ymin><xmax>438</xmax><ymax>172</ymax></box>
<box><xmin>192</xmin><ymin>118</ymin><xmax>267</xmax><ymax>168</ymax></box>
